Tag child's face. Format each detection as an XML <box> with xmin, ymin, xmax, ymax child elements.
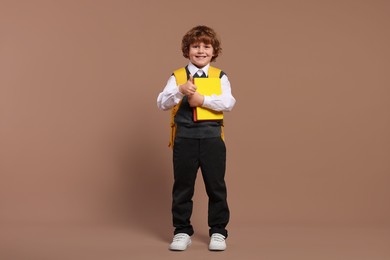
<box><xmin>188</xmin><ymin>42</ymin><xmax>214</xmax><ymax>68</ymax></box>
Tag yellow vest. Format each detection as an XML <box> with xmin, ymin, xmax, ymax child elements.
<box><xmin>168</xmin><ymin>66</ymin><xmax>225</xmax><ymax>148</ymax></box>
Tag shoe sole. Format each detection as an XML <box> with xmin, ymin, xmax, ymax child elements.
<box><xmin>209</xmin><ymin>244</ymin><xmax>226</xmax><ymax>251</ymax></box>
<box><xmin>209</xmin><ymin>247</ymin><xmax>226</xmax><ymax>251</ymax></box>
<box><xmin>169</xmin><ymin>241</ymin><xmax>192</xmax><ymax>251</ymax></box>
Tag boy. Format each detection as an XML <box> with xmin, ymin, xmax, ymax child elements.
<box><xmin>157</xmin><ymin>25</ymin><xmax>236</xmax><ymax>251</ymax></box>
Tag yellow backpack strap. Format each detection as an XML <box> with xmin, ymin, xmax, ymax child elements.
<box><xmin>209</xmin><ymin>66</ymin><xmax>225</xmax><ymax>141</ymax></box>
<box><xmin>173</xmin><ymin>67</ymin><xmax>188</xmax><ymax>85</ymax></box>
<box><xmin>168</xmin><ymin>67</ymin><xmax>188</xmax><ymax>148</ymax></box>
<box><xmin>208</xmin><ymin>66</ymin><xmax>222</xmax><ymax>78</ymax></box>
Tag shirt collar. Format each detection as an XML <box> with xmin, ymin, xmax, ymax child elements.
<box><xmin>188</xmin><ymin>62</ymin><xmax>210</xmax><ymax>77</ymax></box>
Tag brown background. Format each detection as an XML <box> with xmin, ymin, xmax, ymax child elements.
<box><xmin>1</xmin><ymin>0</ymin><xmax>389</xmax><ymax>259</ymax></box>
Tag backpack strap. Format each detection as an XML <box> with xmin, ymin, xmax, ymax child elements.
<box><xmin>208</xmin><ymin>66</ymin><xmax>225</xmax><ymax>141</ymax></box>
<box><xmin>208</xmin><ymin>66</ymin><xmax>221</xmax><ymax>78</ymax></box>
<box><xmin>168</xmin><ymin>68</ymin><xmax>187</xmax><ymax>148</ymax></box>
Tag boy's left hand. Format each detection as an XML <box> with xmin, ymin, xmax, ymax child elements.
<box><xmin>188</xmin><ymin>92</ymin><xmax>204</xmax><ymax>107</ymax></box>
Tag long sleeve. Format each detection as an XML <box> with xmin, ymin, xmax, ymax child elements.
<box><xmin>157</xmin><ymin>75</ymin><xmax>185</xmax><ymax>111</ymax></box>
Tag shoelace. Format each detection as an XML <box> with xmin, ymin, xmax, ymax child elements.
<box><xmin>173</xmin><ymin>234</ymin><xmax>188</xmax><ymax>242</ymax></box>
<box><xmin>211</xmin><ymin>234</ymin><xmax>225</xmax><ymax>242</ymax></box>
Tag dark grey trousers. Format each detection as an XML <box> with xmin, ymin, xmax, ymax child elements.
<box><xmin>172</xmin><ymin>137</ymin><xmax>230</xmax><ymax>238</ymax></box>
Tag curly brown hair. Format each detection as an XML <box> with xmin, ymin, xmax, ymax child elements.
<box><xmin>181</xmin><ymin>25</ymin><xmax>222</xmax><ymax>62</ymax></box>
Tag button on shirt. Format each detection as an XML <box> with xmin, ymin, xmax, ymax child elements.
<box><xmin>157</xmin><ymin>62</ymin><xmax>236</xmax><ymax>111</ymax></box>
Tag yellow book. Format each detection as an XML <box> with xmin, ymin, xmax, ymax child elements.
<box><xmin>193</xmin><ymin>78</ymin><xmax>224</xmax><ymax>121</ymax></box>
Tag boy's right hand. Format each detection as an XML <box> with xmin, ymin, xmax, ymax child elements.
<box><xmin>179</xmin><ymin>75</ymin><xmax>197</xmax><ymax>96</ymax></box>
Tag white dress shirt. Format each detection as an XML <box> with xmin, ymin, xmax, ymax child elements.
<box><xmin>157</xmin><ymin>62</ymin><xmax>236</xmax><ymax>112</ymax></box>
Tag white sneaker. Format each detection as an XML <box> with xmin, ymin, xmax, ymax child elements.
<box><xmin>169</xmin><ymin>233</ymin><xmax>191</xmax><ymax>251</ymax></box>
<box><xmin>209</xmin><ymin>233</ymin><xmax>227</xmax><ymax>251</ymax></box>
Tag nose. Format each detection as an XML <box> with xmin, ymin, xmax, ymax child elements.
<box><xmin>197</xmin><ymin>46</ymin><xmax>204</xmax><ymax>53</ymax></box>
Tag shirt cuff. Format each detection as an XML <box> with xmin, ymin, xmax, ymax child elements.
<box><xmin>202</xmin><ymin>95</ymin><xmax>211</xmax><ymax>108</ymax></box>
<box><xmin>174</xmin><ymin>87</ymin><xmax>185</xmax><ymax>99</ymax></box>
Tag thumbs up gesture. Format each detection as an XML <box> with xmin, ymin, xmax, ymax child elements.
<box><xmin>179</xmin><ymin>75</ymin><xmax>197</xmax><ymax>96</ymax></box>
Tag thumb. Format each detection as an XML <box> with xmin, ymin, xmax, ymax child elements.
<box><xmin>189</xmin><ymin>74</ymin><xmax>194</xmax><ymax>84</ymax></box>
